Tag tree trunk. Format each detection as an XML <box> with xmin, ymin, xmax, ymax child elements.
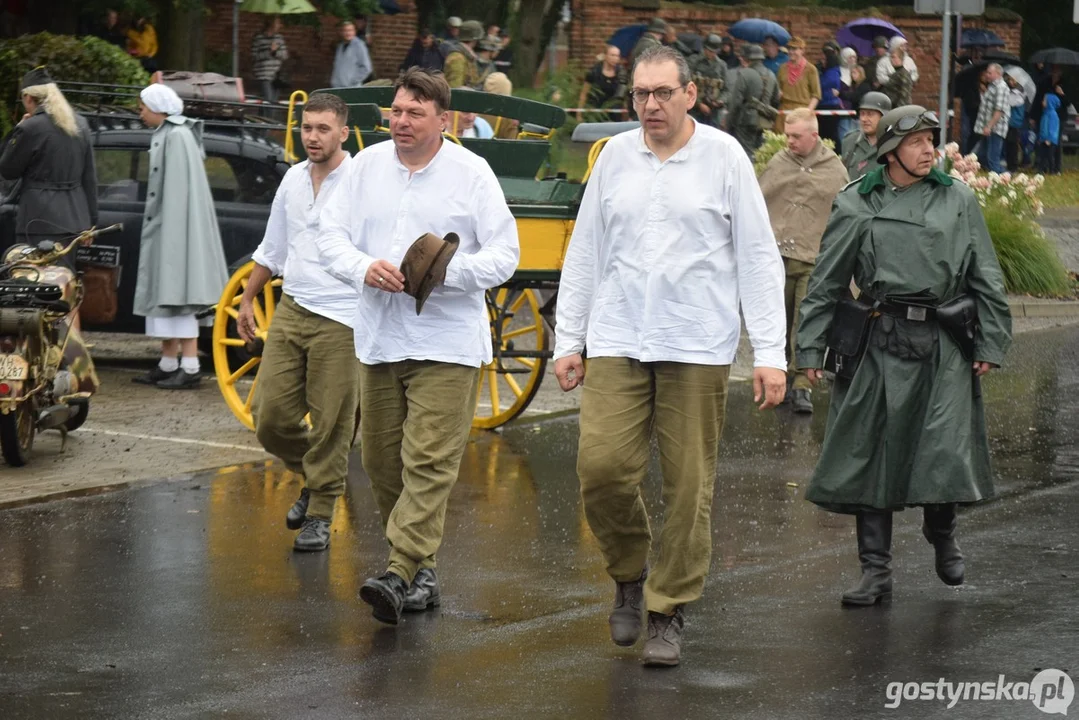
<box><xmin>159</xmin><ymin>0</ymin><xmax>205</xmax><ymax>73</ymax></box>
<box><xmin>509</xmin><ymin>0</ymin><xmax>563</xmax><ymax>89</ymax></box>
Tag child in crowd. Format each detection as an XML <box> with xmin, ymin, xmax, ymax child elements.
<box><xmin>1037</xmin><ymin>93</ymin><xmax>1062</xmax><ymax>174</ymax></box>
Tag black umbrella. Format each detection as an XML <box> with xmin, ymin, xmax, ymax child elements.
<box><xmin>1029</xmin><ymin>47</ymin><xmax>1079</xmax><ymax>66</ymax></box>
<box><xmin>953</xmin><ymin>50</ymin><xmax>1021</xmax><ymax>97</ymax></box>
<box><xmin>677</xmin><ymin>32</ymin><xmax>703</xmax><ymax>55</ymax></box>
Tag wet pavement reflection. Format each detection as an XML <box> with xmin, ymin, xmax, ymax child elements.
<box><xmin>2</xmin><ymin>327</ymin><xmax>1079</xmax><ymax>719</ymax></box>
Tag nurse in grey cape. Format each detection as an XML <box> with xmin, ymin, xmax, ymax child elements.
<box><xmin>132</xmin><ymin>83</ymin><xmax>228</xmax><ymax>389</ymax></box>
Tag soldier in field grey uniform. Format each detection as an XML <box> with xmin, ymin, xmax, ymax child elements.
<box><xmin>688</xmin><ymin>34</ymin><xmax>727</xmax><ymax>127</ymax></box>
<box><xmin>722</xmin><ymin>44</ymin><xmax>778</xmax><ymax>157</ymax></box>
<box><xmin>841</xmin><ymin>91</ymin><xmax>892</xmax><ymax>180</ymax></box>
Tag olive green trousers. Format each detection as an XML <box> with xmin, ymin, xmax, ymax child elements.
<box><xmin>577</xmin><ymin>357</ymin><xmax>730</xmax><ymax>616</ymax></box>
<box><xmin>360</xmin><ymin>360</ymin><xmax>479</xmax><ymax>584</ymax></box>
<box><xmin>785</xmin><ymin>257</ymin><xmax>815</xmax><ymax>391</ymax></box>
<box><xmin>254</xmin><ymin>295</ymin><xmax>361</xmax><ymax>520</ymax></box>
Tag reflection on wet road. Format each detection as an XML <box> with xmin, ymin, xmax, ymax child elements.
<box><xmin>1</xmin><ymin>328</ymin><xmax>1078</xmax><ymax>719</ymax></box>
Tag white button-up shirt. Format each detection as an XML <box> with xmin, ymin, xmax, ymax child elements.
<box><xmin>554</xmin><ymin>121</ymin><xmax>787</xmax><ymax>370</ymax></box>
<box><xmin>251</xmin><ymin>155</ymin><xmax>357</xmax><ymax>327</ymax></box>
<box><xmin>316</xmin><ymin>139</ymin><xmax>520</xmax><ymax>367</ymax></box>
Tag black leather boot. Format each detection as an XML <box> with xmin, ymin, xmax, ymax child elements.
<box><xmin>360</xmin><ymin>572</ymin><xmax>409</xmax><ymax>625</ymax></box>
<box><xmin>293</xmin><ymin>518</ymin><xmax>330</xmax><ymax>552</ymax></box>
<box><xmin>923</xmin><ymin>504</ymin><xmax>965</xmax><ymax>586</ymax></box>
<box><xmin>286</xmin><ymin>488</ymin><xmax>310</xmax><ymax>530</ymax></box>
<box><xmin>642</xmin><ymin>607</ymin><xmax>685</xmax><ymax>667</ymax></box>
<box><xmin>841</xmin><ymin>511</ymin><xmax>893</xmax><ymax>606</ymax></box>
<box><xmin>403</xmin><ymin>568</ymin><xmax>441</xmax><ymax>612</ymax></box>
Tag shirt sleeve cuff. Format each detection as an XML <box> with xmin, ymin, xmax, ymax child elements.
<box><xmin>443</xmin><ymin>257</ymin><xmax>463</xmax><ymax>291</ymax></box>
<box><xmin>251</xmin><ymin>248</ymin><xmax>281</xmax><ymax>276</ymax></box>
<box><xmin>753</xmin><ymin>350</ymin><xmax>789</xmax><ymax>372</ymax></box>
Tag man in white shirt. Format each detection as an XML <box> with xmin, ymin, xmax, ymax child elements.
<box><xmin>553</xmin><ymin>45</ymin><xmax>788</xmax><ymax>667</ymax></box>
<box><xmin>237</xmin><ymin>93</ymin><xmax>359</xmax><ymax>552</ymax></box>
<box><xmin>316</xmin><ymin>68</ymin><xmax>519</xmax><ymax>625</ymax></box>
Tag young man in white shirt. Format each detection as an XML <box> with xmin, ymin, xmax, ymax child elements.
<box><xmin>237</xmin><ymin>93</ymin><xmax>359</xmax><ymax>553</ymax></box>
<box><xmin>553</xmin><ymin>45</ymin><xmax>788</xmax><ymax>667</ymax></box>
<box><xmin>316</xmin><ymin>68</ymin><xmax>519</xmax><ymax>625</ymax></box>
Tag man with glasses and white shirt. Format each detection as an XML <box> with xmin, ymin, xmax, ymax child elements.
<box><xmin>554</xmin><ymin>45</ymin><xmax>787</xmax><ymax>667</ymax></box>
<box><xmin>237</xmin><ymin>93</ymin><xmax>359</xmax><ymax>553</ymax></box>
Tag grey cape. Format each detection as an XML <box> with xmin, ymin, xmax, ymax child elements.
<box><xmin>133</xmin><ymin>115</ymin><xmax>228</xmax><ymax>320</ymax></box>
<box><xmin>795</xmin><ymin>166</ymin><xmax>1012</xmax><ymax>514</ymax></box>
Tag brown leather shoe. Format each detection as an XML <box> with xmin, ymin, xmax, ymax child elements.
<box><xmin>642</xmin><ymin>608</ymin><xmax>684</xmax><ymax>667</ymax></box>
<box><xmin>609</xmin><ymin>567</ymin><xmax>647</xmax><ymax>646</ymax></box>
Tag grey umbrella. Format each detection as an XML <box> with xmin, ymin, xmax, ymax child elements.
<box><xmin>1029</xmin><ymin>47</ymin><xmax>1079</xmax><ymax>66</ymax></box>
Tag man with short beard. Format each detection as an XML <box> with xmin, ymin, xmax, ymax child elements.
<box><xmin>554</xmin><ymin>45</ymin><xmax>787</xmax><ymax>667</ymax></box>
<box><xmin>316</xmin><ymin>68</ymin><xmax>519</xmax><ymax>626</ymax></box>
<box><xmin>237</xmin><ymin>93</ymin><xmax>359</xmax><ymax>553</ymax></box>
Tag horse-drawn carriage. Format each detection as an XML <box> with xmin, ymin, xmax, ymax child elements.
<box><xmin>211</xmin><ymin>87</ymin><xmax>620</xmax><ymax>431</ymax></box>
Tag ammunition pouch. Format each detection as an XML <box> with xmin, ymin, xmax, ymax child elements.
<box><xmin>823</xmin><ymin>292</ymin><xmax>876</xmax><ymax>381</ymax></box>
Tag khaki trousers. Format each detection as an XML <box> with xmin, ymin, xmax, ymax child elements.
<box><xmin>577</xmin><ymin>357</ymin><xmax>730</xmax><ymax>615</ymax></box>
<box><xmin>784</xmin><ymin>257</ymin><xmax>815</xmax><ymax>391</ymax></box>
<box><xmin>254</xmin><ymin>295</ymin><xmax>361</xmax><ymax>520</ymax></box>
<box><xmin>360</xmin><ymin>360</ymin><xmax>479</xmax><ymax>584</ymax></box>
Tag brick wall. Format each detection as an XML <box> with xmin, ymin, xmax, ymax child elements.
<box><xmin>203</xmin><ymin>0</ymin><xmax>420</xmax><ymax>95</ymax></box>
<box><xmin>568</xmin><ymin>1</ymin><xmax>1023</xmax><ymax>110</ymax></box>
<box><xmin>201</xmin><ymin>0</ymin><xmax>1022</xmax><ymax>110</ymax></box>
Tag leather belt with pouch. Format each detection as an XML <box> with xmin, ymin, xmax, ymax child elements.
<box><xmin>823</xmin><ymin>292</ymin><xmax>878</xmax><ymax>381</ymax></box>
<box><xmin>871</xmin><ymin>293</ymin><xmax>978</xmax><ymax>361</ymax></box>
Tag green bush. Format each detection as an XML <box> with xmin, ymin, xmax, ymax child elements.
<box><xmin>0</xmin><ymin>33</ymin><xmax>149</xmax><ymax>136</ymax></box>
<box><xmin>982</xmin><ymin>204</ymin><xmax>1072</xmax><ymax>297</ymax></box>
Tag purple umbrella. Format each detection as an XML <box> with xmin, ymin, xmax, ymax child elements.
<box><xmin>836</xmin><ymin>18</ymin><xmax>905</xmax><ymax>58</ymax></box>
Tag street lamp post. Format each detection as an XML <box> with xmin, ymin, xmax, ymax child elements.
<box><xmin>937</xmin><ymin>0</ymin><xmax>952</xmax><ymax>166</ymax></box>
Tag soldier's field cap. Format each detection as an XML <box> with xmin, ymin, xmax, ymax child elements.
<box><xmin>704</xmin><ymin>34</ymin><xmax>724</xmax><ymax>51</ymax></box>
<box><xmin>20</xmin><ymin>65</ymin><xmax>53</xmax><ymax>91</ymax></box>
<box><xmin>873</xmin><ymin>35</ymin><xmax>888</xmax><ymax>49</ymax></box>
<box><xmin>647</xmin><ymin>17</ymin><xmax>669</xmax><ymax>33</ymax></box>
<box><xmin>459</xmin><ymin>20</ymin><xmax>484</xmax><ymax>43</ymax></box>
<box><xmin>741</xmin><ymin>43</ymin><xmax>765</xmax><ymax>61</ymax></box>
<box><xmin>447</xmin><ymin>16</ymin><xmax>462</xmax><ymax>28</ymax></box>
<box><xmin>477</xmin><ymin>37</ymin><xmax>500</xmax><ymax>53</ymax></box>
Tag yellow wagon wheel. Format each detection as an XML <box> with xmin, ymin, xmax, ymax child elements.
<box><xmin>473</xmin><ymin>288</ymin><xmax>548</xmax><ymax>430</ymax></box>
<box><xmin>212</xmin><ymin>261</ymin><xmax>281</xmax><ymax>431</ymax></box>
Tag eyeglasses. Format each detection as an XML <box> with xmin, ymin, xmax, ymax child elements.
<box><xmin>887</xmin><ymin>110</ymin><xmax>939</xmax><ymax>134</ymax></box>
<box><xmin>631</xmin><ymin>85</ymin><xmax>685</xmax><ymax>104</ymax></box>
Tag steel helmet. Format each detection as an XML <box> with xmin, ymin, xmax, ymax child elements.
<box><xmin>876</xmin><ymin>105</ymin><xmax>940</xmax><ymax>164</ymax></box>
<box><xmin>858</xmin><ymin>91</ymin><xmax>892</xmax><ymax>115</ymax></box>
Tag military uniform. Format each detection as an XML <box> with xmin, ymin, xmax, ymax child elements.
<box><xmin>0</xmin><ymin>107</ymin><xmax>97</xmax><ymax>256</ymax></box>
<box><xmin>722</xmin><ymin>63</ymin><xmax>765</xmax><ymax>156</ymax></box>
<box><xmin>795</xmin><ymin>106</ymin><xmax>1012</xmax><ymax>607</ymax></box>
<box><xmin>840</xmin><ymin>129</ymin><xmax>878</xmax><ymax>180</ymax></box>
<box><xmin>443</xmin><ymin>44</ymin><xmax>480</xmax><ymax>89</ymax></box>
<box><xmin>688</xmin><ymin>52</ymin><xmax>726</xmax><ymax>127</ymax></box>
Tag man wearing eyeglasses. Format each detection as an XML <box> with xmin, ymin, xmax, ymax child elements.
<box><xmin>553</xmin><ymin>45</ymin><xmax>787</xmax><ymax>667</ymax></box>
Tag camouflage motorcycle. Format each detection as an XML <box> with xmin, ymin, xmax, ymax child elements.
<box><xmin>0</xmin><ymin>224</ymin><xmax>121</xmax><ymax>466</ymax></box>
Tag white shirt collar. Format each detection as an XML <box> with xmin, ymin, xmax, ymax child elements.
<box><xmin>634</xmin><ymin>116</ymin><xmax>699</xmax><ymax>163</ymax></box>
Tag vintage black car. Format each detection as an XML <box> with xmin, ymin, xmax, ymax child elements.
<box><xmin>0</xmin><ymin>91</ymin><xmax>289</xmax><ymax>335</ymax></box>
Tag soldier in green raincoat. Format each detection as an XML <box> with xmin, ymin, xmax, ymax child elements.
<box><xmin>795</xmin><ymin>106</ymin><xmax>1012</xmax><ymax>607</ymax></box>
<box><xmin>688</xmin><ymin>34</ymin><xmax>726</xmax><ymax>127</ymax></box>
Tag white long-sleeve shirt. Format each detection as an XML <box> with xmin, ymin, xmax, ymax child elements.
<box><xmin>251</xmin><ymin>155</ymin><xmax>356</xmax><ymax>327</ymax></box>
<box><xmin>876</xmin><ymin>53</ymin><xmax>919</xmax><ymax>86</ymax></box>
<box><xmin>554</xmin><ymin>120</ymin><xmax>787</xmax><ymax>370</ymax></box>
<box><xmin>315</xmin><ymin>139</ymin><xmax>520</xmax><ymax>366</ymax></box>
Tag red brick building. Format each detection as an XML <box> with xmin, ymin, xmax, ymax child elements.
<box><xmin>204</xmin><ymin>0</ymin><xmax>1021</xmax><ymax>110</ymax></box>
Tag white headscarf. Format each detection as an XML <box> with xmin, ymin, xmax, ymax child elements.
<box><xmin>840</xmin><ymin>47</ymin><xmax>858</xmax><ymax>85</ymax></box>
<box><xmin>140</xmin><ymin>84</ymin><xmax>184</xmax><ymax>116</ymax></box>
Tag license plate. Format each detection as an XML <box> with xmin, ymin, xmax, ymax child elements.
<box><xmin>0</xmin><ymin>354</ymin><xmax>28</xmax><ymax>380</ymax></box>
<box><xmin>76</xmin><ymin>244</ymin><xmax>121</xmax><ymax>268</ymax></box>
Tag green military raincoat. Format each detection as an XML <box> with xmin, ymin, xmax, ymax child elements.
<box><xmin>795</xmin><ymin>166</ymin><xmax>1012</xmax><ymax>514</ymax></box>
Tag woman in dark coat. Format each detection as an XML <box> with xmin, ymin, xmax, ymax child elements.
<box><xmin>0</xmin><ymin>66</ymin><xmax>97</xmax><ymax>268</ymax></box>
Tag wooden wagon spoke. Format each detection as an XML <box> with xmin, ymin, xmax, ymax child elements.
<box><xmin>503</xmin><ymin>372</ymin><xmax>524</xmax><ymax>398</ymax></box>
<box><xmin>223</xmin><ymin>306</ymin><xmax>240</xmax><ymax>321</ymax></box>
<box><xmin>514</xmin><ymin>357</ymin><xmax>537</xmax><ymax>370</ymax></box>
<box><xmin>219</xmin><ymin>338</ymin><xmax>246</xmax><ymax>347</ymax></box>
<box><xmin>262</xmin><ymin>285</ymin><xmax>276</xmax><ymax>318</ymax></box>
<box><xmin>243</xmin><ymin>375</ymin><xmax>259</xmax><ymax>413</ymax></box>
<box><xmin>502</xmin><ymin>326</ymin><xmax>537</xmax><ymax>341</ymax></box>
<box><xmin>230</xmin><ymin>293</ymin><xmax>244</xmax><ymax>307</ymax></box>
<box><xmin>252</xmin><ymin>302</ymin><xmax>267</xmax><ymax>328</ymax></box>
<box><xmin>488</xmin><ymin>369</ymin><xmax>501</xmax><ymax>414</ymax></box>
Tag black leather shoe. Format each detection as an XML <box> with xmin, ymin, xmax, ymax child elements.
<box><xmin>403</xmin><ymin>568</ymin><xmax>441</xmax><ymax>612</ymax></box>
<box><xmin>132</xmin><ymin>366</ymin><xmax>173</xmax><ymax>385</ymax></box>
<box><xmin>360</xmin><ymin>572</ymin><xmax>408</xmax><ymax>625</ymax></box>
<box><xmin>293</xmin><ymin>518</ymin><xmax>330</xmax><ymax>552</ymax></box>
<box><xmin>156</xmin><ymin>369</ymin><xmax>201</xmax><ymax>390</ymax></box>
<box><xmin>286</xmin><ymin>488</ymin><xmax>310</xmax><ymax>530</ymax></box>
<box><xmin>791</xmin><ymin>388</ymin><xmax>814</xmax><ymax>414</ymax></box>
<box><xmin>609</xmin><ymin>567</ymin><xmax>647</xmax><ymax>646</ymax></box>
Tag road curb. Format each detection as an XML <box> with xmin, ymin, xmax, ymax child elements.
<box><xmin>1009</xmin><ymin>297</ymin><xmax>1079</xmax><ymax>318</ymax></box>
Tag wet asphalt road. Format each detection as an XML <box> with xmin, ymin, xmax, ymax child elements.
<box><xmin>2</xmin><ymin>327</ymin><xmax>1079</xmax><ymax>719</ymax></box>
